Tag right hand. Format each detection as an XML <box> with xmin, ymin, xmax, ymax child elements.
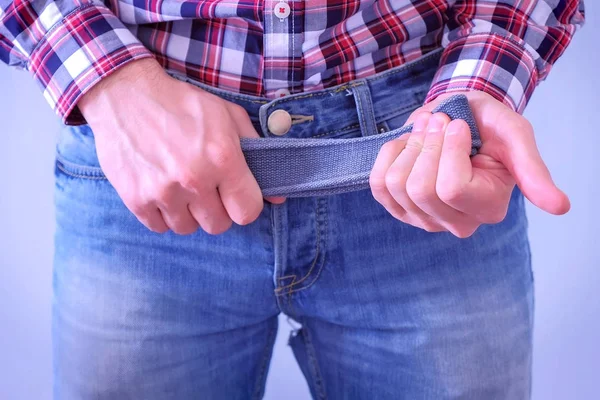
<box><xmin>78</xmin><ymin>58</ymin><xmax>283</xmax><ymax>235</ymax></box>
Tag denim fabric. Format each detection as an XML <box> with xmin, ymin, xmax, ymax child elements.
<box><xmin>53</xmin><ymin>51</ymin><xmax>533</xmax><ymax>399</ymax></box>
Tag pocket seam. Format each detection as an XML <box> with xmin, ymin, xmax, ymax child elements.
<box><xmin>56</xmin><ymin>155</ymin><xmax>107</xmax><ymax>180</ymax></box>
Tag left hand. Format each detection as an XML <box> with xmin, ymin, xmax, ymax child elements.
<box><xmin>369</xmin><ymin>90</ymin><xmax>570</xmax><ymax>238</ymax></box>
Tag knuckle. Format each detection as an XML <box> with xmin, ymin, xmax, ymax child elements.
<box><xmin>153</xmin><ymin>185</ymin><xmax>173</xmax><ymax>206</ymax></box>
<box><xmin>369</xmin><ymin>174</ymin><xmax>387</xmax><ymax>194</ymax></box>
<box><xmin>206</xmin><ymin>143</ymin><xmax>235</xmax><ymax>167</ymax></box>
<box><xmin>450</xmin><ymin>225</ymin><xmax>478</xmax><ymax>239</ymax></box>
<box><xmin>203</xmin><ymin>218</ymin><xmax>233</xmax><ymax>235</ymax></box>
<box><xmin>514</xmin><ymin>116</ymin><xmax>533</xmax><ymax>133</ymax></box>
<box><xmin>149</xmin><ymin>224</ymin><xmax>169</xmax><ymax>234</ymax></box>
<box><xmin>233</xmin><ymin>204</ymin><xmax>261</xmax><ymax>226</ymax></box>
<box><xmin>422</xmin><ymin>223</ymin><xmax>444</xmax><ymax>233</ymax></box>
<box><xmin>227</xmin><ymin>102</ymin><xmax>245</xmax><ymax>115</ymax></box>
<box><xmin>380</xmin><ymin>139</ymin><xmax>403</xmax><ymax>154</ymax></box>
<box><xmin>175</xmin><ymin>169</ymin><xmax>201</xmax><ymax>190</ymax></box>
<box><xmin>436</xmin><ymin>182</ymin><xmax>467</xmax><ymax>204</ymax></box>
<box><xmin>406</xmin><ymin>178</ymin><xmax>434</xmax><ymax>204</ymax></box>
<box><xmin>171</xmin><ymin>223</ymin><xmax>198</xmax><ymax>236</ymax></box>
<box><xmin>483</xmin><ymin>208</ymin><xmax>508</xmax><ymax>225</ymax></box>
<box><xmin>404</xmin><ymin>140</ymin><xmax>423</xmax><ymax>153</ymax></box>
<box><xmin>126</xmin><ymin>197</ymin><xmax>150</xmax><ymax>218</ymax></box>
<box><xmin>384</xmin><ymin>171</ymin><xmax>405</xmax><ymax>189</ymax></box>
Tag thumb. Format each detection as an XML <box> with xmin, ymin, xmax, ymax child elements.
<box><xmin>231</xmin><ymin>104</ymin><xmax>287</xmax><ymax>204</ymax></box>
<box><xmin>498</xmin><ymin>127</ymin><xmax>570</xmax><ymax>215</ymax></box>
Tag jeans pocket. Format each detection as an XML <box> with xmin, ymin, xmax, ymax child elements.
<box><xmin>55</xmin><ymin>125</ymin><xmax>107</xmax><ymax>180</ymax></box>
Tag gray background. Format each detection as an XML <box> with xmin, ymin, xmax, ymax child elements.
<box><xmin>0</xmin><ymin>7</ymin><xmax>598</xmax><ymax>400</ymax></box>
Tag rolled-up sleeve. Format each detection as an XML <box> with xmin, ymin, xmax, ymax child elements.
<box><xmin>426</xmin><ymin>1</ymin><xmax>585</xmax><ymax>113</ymax></box>
<box><xmin>0</xmin><ymin>0</ymin><xmax>154</xmax><ymax>124</ymax></box>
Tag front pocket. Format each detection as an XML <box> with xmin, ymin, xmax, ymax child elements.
<box><xmin>55</xmin><ymin>125</ymin><xmax>107</xmax><ymax>180</ymax></box>
<box><xmin>55</xmin><ymin>155</ymin><xmax>107</xmax><ymax>180</ymax></box>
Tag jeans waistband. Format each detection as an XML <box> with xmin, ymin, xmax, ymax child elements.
<box><xmin>169</xmin><ymin>50</ymin><xmax>442</xmax><ymax>140</ymax></box>
<box><xmin>168</xmin><ymin>49</ymin><xmax>481</xmax><ymax>198</ymax></box>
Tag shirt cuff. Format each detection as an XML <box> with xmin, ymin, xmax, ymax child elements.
<box><xmin>27</xmin><ymin>3</ymin><xmax>154</xmax><ymax>125</ymax></box>
<box><xmin>425</xmin><ymin>33</ymin><xmax>539</xmax><ymax>114</ymax></box>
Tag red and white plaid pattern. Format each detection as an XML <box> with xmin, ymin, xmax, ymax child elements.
<box><xmin>0</xmin><ymin>0</ymin><xmax>585</xmax><ymax>124</ymax></box>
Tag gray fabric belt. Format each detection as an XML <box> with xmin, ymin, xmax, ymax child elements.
<box><xmin>240</xmin><ymin>95</ymin><xmax>481</xmax><ymax>198</ymax></box>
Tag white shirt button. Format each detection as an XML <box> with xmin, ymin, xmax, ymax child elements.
<box><xmin>267</xmin><ymin>109</ymin><xmax>292</xmax><ymax>136</ymax></box>
<box><xmin>274</xmin><ymin>2</ymin><xmax>290</xmax><ymax>19</ymax></box>
<box><xmin>274</xmin><ymin>88</ymin><xmax>291</xmax><ymax>97</ymax></box>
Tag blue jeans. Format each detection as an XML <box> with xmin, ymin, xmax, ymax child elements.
<box><xmin>53</xmin><ymin>51</ymin><xmax>533</xmax><ymax>399</ymax></box>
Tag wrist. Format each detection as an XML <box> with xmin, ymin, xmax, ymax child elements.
<box><xmin>78</xmin><ymin>58</ymin><xmax>166</xmax><ymax>122</ymax></box>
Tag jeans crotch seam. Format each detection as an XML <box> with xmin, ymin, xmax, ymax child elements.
<box><xmin>283</xmin><ymin>290</ymin><xmax>326</xmax><ymax>399</ymax></box>
<box><xmin>274</xmin><ymin>197</ymin><xmax>328</xmax><ymax>295</ymax></box>
<box><xmin>300</xmin><ymin>320</ymin><xmax>327</xmax><ymax>400</ymax></box>
<box><xmin>251</xmin><ymin>320</ymin><xmax>278</xmax><ymax>400</ymax></box>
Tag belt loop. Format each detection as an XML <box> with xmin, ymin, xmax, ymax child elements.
<box><xmin>350</xmin><ymin>81</ymin><xmax>378</xmax><ymax>137</ymax></box>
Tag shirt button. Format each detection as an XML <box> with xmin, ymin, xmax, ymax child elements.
<box><xmin>267</xmin><ymin>109</ymin><xmax>292</xmax><ymax>136</ymax></box>
<box><xmin>274</xmin><ymin>2</ymin><xmax>290</xmax><ymax>19</ymax></box>
<box><xmin>274</xmin><ymin>88</ymin><xmax>291</xmax><ymax>97</ymax></box>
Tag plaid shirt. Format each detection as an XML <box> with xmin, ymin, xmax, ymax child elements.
<box><xmin>0</xmin><ymin>0</ymin><xmax>585</xmax><ymax>125</ymax></box>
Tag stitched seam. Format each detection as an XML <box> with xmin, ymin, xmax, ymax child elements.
<box><xmin>275</xmin><ymin>198</ymin><xmax>327</xmax><ymax>295</ymax></box>
<box><xmin>277</xmin><ymin>200</ymin><xmax>327</xmax><ymax>295</ymax></box>
<box><xmin>55</xmin><ymin>154</ymin><xmax>104</xmax><ymax>173</ymax></box>
<box><xmin>363</xmin><ymin>85</ymin><xmax>377</xmax><ymax>136</ymax></box>
<box><xmin>172</xmin><ymin>73</ymin><xmax>268</xmax><ymax>104</ymax></box>
<box><xmin>251</xmin><ymin>321</ymin><xmax>278</xmax><ymax>400</ymax></box>
<box><xmin>173</xmin><ymin>48</ymin><xmax>440</xmax><ymax>112</ymax></box>
<box><xmin>270</xmin><ymin>90</ymin><xmax>425</xmax><ymax>139</ymax></box>
<box><xmin>272</xmin><ymin>202</ymin><xmax>291</xmax><ymax>311</ymax></box>
<box><xmin>275</xmin><ymin>199</ymin><xmax>322</xmax><ymax>293</ymax></box>
<box><xmin>301</xmin><ymin>321</ymin><xmax>327</xmax><ymax>399</ymax></box>
<box><xmin>283</xmin><ymin>291</ymin><xmax>327</xmax><ymax>399</ymax></box>
<box><xmin>354</xmin><ymin>85</ymin><xmax>366</xmax><ymax>135</ymax></box>
<box><xmin>284</xmin><ymin>102</ymin><xmax>420</xmax><ymax>138</ymax></box>
<box><xmin>374</xmin><ymin>102</ymin><xmax>422</xmax><ymax>123</ymax></box>
<box><xmin>56</xmin><ymin>162</ymin><xmax>107</xmax><ymax>180</ymax></box>
<box><xmin>266</xmin><ymin>48</ymin><xmax>441</xmax><ymax>112</ymax></box>
<box><xmin>310</xmin><ymin>123</ymin><xmax>361</xmax><ymax>138</ymax></box>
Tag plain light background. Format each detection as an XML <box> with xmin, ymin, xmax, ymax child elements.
<box><xmin>0</xmin><ymin>6</ymin><xmax>598</xmax><ymax>400</ymax></box>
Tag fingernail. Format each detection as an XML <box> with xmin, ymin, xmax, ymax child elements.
<box><xmin>428</xmin><ymin>115</ymin><xmax>445</xmax><ymax>132</ymax></box>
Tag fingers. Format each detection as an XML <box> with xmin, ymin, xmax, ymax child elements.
<box><xmin>218</xmin><ymin>149</ymin><xmax>264</xmax><ymax>226</ymax></box>
<box><xmin>230</xmin><ymin>103</ymin><xmax>287</xmax><ymax>206</ymax></box>
<box><xmin>385</xmin><ymin>113</ymin><xmax>445</xmax><ymax>231</ymax></box>
<box><xmin>265</xmin><ymin>196</ymin><xmax>286</xmax><ymax>204</ymax></box>
<box><xmin>155</xmin><ymin>189</ymin><xmax>200</xmax><ymax>235</ymax></box>
<box><xmin>370</xmin><ymin>111</ymin><xmax>489</xmax><ymax>237</ymax></box>
<box><xmin>370</xmin><ymin>135</ymin><xmax>411</xmax><ymax>220</ymax></box>
<box><xmin>498</xmin><ymin>120</ymin><xmax>570</xmax><ymax>215</ymax></box>
<box><xmin>136</xmin><ymin>207</ymin><xmax>170</xmax><ymax>234</ymax></box>
<box><xmin>188</xmin><ymin>192</ymin><xmax>233</xmax><ymax>235</ymax></box>
<box><xmin>433</xmin><ymin>118</ymin><xmax>490</xmax><ymax>218</ymax></box>
<box><xmin>437</xmin><ymin>119</ymin><xmax>474</xmax><ymax>192</ymax></box>
<box><xmin>408</xmin><ymin>114</ymin><xmax>479</xmax><ymax>237</ymax></box>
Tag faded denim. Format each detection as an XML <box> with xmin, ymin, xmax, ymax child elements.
<box><xmin>53</xmin><ymin>51</ymin><xmax>533</xmax><ymax>400</ymax></box>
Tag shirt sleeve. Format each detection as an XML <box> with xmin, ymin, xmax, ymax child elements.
<box><xmin>425</xmin><ymin>1</ymin><xmax>585</xmax><ymax>113</ymax></box>
<box><xmin>0</xmin><ymin>0</ymin><xmax>154</xmax><ymax>124</ymax></box>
